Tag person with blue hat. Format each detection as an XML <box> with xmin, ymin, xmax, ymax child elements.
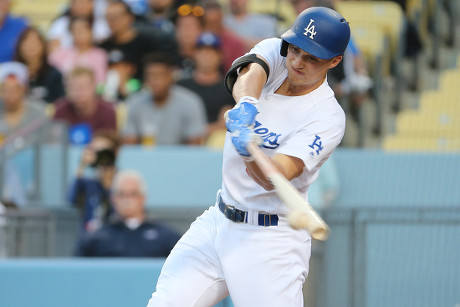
<box><xmin>147</xmin><ymin>7</ymin><xmax>350</xmax><ymax>306</ymax></box>
<box><xmin>178</xmin><ymin>31</ymin><xmax>235</xmax><ymax>140</ymax></box>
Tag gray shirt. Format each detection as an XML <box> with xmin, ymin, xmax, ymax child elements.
<box><xmin>224</xmin><ymin>13</ymin><xmax>278</xmax><ymax>41</ymax></box>
<box><xmin>123</xmin><ymin>85</ymin><xmax>207</xmax><ymax>145</ymax></box>
<box><xmin>0</xmin><ymin>100</ymin><xmax>47</xmax><ymax>138</ymax></box>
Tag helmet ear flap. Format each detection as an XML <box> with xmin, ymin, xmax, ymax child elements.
<box><xmin>280</xmin><ymin>40</ymin><xmax>289</xmax><ymax>57</ymax></box>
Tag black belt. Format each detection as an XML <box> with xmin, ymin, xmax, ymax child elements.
<box><xmin>218</xmin><ymin>194</ymin><xmax>279</xmax><ymax>226</ymax></box>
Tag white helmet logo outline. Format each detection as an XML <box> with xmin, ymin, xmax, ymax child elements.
<box><xmin>303</xmin><ymin>19</ymin><xmax>317</xmax><ymax>39</ymax></box>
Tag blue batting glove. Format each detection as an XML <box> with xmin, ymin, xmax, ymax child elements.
<box><xmin>231</xmin><ymin>126</ymin><xmax>262</xmax><ymax>158</ymax></box>
<box><xmin>225</xmin><ymin>97</ymin><xmax>259</xmax><ymax>133</ymax></box>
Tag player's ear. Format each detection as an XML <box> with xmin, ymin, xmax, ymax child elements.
<box><xmin>328</xmin><ymin>55</ymin><xmax>343</xmax><ymax>69</ymax></box>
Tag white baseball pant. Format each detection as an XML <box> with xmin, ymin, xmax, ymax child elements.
<box><xmin>147</xmin><ymin>205</ymin><xmax>311</xmax><ymax>307</ymax></box>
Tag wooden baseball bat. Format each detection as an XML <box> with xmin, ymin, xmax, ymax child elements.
<box><xmin>247</xmin><ymin>143</ymin><xmax>330</xmax><ymax>241</ymax></box>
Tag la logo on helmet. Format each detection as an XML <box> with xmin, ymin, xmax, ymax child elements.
<box><xmin>303</xmin><ymin>19</ymin><xmax>317</xmax><ymax>39</ymax></box>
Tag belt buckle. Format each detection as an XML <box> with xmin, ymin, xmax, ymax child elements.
<box><xmin>263</xmin><ymin>214</ymin><xmax>271</xmax><ymax>227</ymax></box>
<box><xmin>224</xmin><ymin>205</ymin><xmax>236</xmax><ymax>221</ymax></box>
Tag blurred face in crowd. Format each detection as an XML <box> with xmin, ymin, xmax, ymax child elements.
<box><xmin>0</xmin><ymin>76</ymin><xmax>26</xmax><ymax>112</ymax></box>
<box><xmin>175</xmin><ymin>15</ymin><xmax>202</xmax><ymax>49</ymax></box>
<box><xmin>66</xmin><ymin>72</ymin><xmax>96</xmax><ymax>112</ymax></box>
<box><xmin>71</xmin><ymin>18</ymin><xmax>93</xmax><ymax>49</ymax></box>
<box><xmin>70</xmin><ymin>0</ymin><xmax>94</xmax><ymax>17</ymax></box>
<box><xmin>229</xmin><ymin>0</ymin><xmax>249</xmax><ymax>15</ymax></box>
<box><xmin>0</xmin><ymin>0</ymin><xmax>10</xmax><ymax>23</ymax></box>
<box><xmin>194</xmin><ymin>46</ymin><xmax>221</xmax><ymax>72</ymax></box>
<box><xmin>106</xmin><ymin>2</ymin><xmax>134</xmax><ymax>35</ymax></box>
<box><xmin>112</xmin><ymin>176</ymin><xmax>145</xmax><ymax>220</ymax></box>
<box><xmin>145</xmin><ymin>62</ymin><xmax>173</xmax><ymax>102</ymax></box>
<box><xmin>149</xmin><ymin>0</ymin><xmax>173</xmax><ymax>13</ymax></box>
<box><xmin>289</xmin><ymin>0</ymin><xmax>316</xmax><ymax>14</ymax></box>
<box><xmin>203</xmin><ymin>6</ymin><xmax>222</xmax><ymax>32</ymax></box>
<box><xmin>18</xmin><ymin>29</ymin><xmax>46</xmax><ymax>63</ymax></box>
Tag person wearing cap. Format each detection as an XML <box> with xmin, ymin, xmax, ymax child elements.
<box><xmin>101</xmin><ymin>46</ymin><xmax>141</xmax><ymax>103</ymax></box>
<box><xmin>0</xmin><ymin>61</ymin><xmax>47</xmax><ymax>140</ymax></box>
<box><xmin>201</xmin><ymin>0</ymin><xmax>246</xmax><ymax>72</ymax></box>
<box><xmin>177</xmin><ymin>32</ymin><xmax>234</xmax><ymax>139</ymax></box>
<box><xmin>147</xmin><ymin>7</ymin><xmax>350</xmax><ymax>307</ymax></box>
<box><xmin>0</xmin><ymin>0</ymin><xmax>28</xmax><ymax>63</ymax></box>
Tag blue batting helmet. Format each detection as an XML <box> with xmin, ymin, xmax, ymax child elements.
<box><xmin>280</xmin><ymin>7</ymin><xmax>350</xmax><ymax>59</ymax></box>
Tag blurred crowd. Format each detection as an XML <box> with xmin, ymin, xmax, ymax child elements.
<box><xmin>0</xmin><ymin>0</ymin><xmax>397</xmax><ymax>148</ymax></box>
<box><xmin>0</xmin><ymin>0</ymin><xmax>425</xmax><ymax>257</ymax></box>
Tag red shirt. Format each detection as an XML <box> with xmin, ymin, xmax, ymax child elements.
<box><xmin>220</xmin><ymin>29</ymin><xmax>247</xmax><ymax>72</ymax></box>
<box><xmin>53</xmin><ymin>97</ymin><xmax>117</xmax><ymax>132</ymax></box>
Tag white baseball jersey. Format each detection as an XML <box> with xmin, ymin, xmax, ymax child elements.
<box><xmin>147</xmin><ymin>38</ymin><xmax>345</xmax><ymax>307</ymax></box>
<box><xmin>221</xmin><ymin>38</ymin><xmax>346</xmax><ymax>215</ymax></box>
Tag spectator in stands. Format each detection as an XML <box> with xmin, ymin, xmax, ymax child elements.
<box><xmin>47</xmin><ymin>0</ymin><xmax>111</xmax><ymax>52</ymax></box>
<box><xmin>53</xmin><ymin>66</ymin><xmax>116</xmax><ymax>144</ymax></box>
<box><xmin>49</xmin><ymin>17</ymin><xmax>108</xmax><ymax>87</ymax></box>
<box><xmin>100</xmin><ymin>0</ymin><xmax>178</xmax><ymax>81</ymax></box>
<box><xmin>101</xmin><ymin>48</ymin><xmax>141</xmax><ymax>103</ymax></box>
<box><xmin>68</xmin><ymin>130</ymin><xmax>120</xmax><ymax>234</ymax></box>
<box><xmin>144</xmin><ymin>0</ymin><xmax>179</xmax><ymax>35</ymax></box>
<box><xmin>201</xmin><ymin>0</ymin><xmax>246</xmax><ymax>72</ymax></box>
<box><xmin>177</xmin><ymin>32</ymin><xmax>234</xmax><ymax>138</ymax></box>
<box><xmin>0</xmin><ymin>0</ymin><xmax>28</xmax><ymax>63</ymax></box>
<box><xmin>0</xmin><ymin>62</ymin><xmax>47</xmax><ymax>138</ymax></box>
<box><xmin>173</xmin><ymin>3</ymin><xmax>205</xmax><ymax>79</ymax></box>
<box><xmin>224</xmin><ymin>0</ymin><xmax>278</xmax><ymax>50</ymax></box>
<box><xmin>14</xmin><ymin>27</ymin><xmax>65</xmax><ymax>103</ymax></box>
<box><xmin>75</xmin><ymin>170</ymin><xmax>181</xmax><ymax>257</ymax></box>
<box><xmin>123</xmin><ymin>52</ymin><xmax>207</xmax><ymax>145</ymax></box>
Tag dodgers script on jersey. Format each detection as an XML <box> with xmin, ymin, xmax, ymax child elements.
<box><xmin>221</xmin><ymin>38</ymin><xmax>346</xmax><ymax>215</ymax></box>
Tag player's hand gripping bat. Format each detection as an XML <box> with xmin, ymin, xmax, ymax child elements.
<box><xmin>247</xmin><ymin>143</ymin><xmax>330</xmax><ymax>241</ymax></box>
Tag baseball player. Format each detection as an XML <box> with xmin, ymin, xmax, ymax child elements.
<box><xmin>147</xmin><ymin>7</ymin><xmax>350</xmax><ymax>307</ymax></box>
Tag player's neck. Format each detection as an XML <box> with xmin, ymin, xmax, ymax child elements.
<box><xmin>276</xmin><ymin>76</ymin><xmax>325</xmax><ymax>96</ymax></box>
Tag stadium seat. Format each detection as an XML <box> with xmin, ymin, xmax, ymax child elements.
<box><xmin>418</xmin><ymin>91</ymin><xmax>460</xmax><ymax>113</ymax></box>
<box><xmin>350</xmin><ymin>24</ymin><xmax>388</xmax><ymax>136</ymax></box>
<box><xmin>383</xmin><ymin>134</ymin><xmax>460</xmax><ymax>152</ymax></box>
<box><xmin>396</xmin><ymin>110</ymin><xmax>460</xmax><ymax>137</ymax></box>
<box><xmin>335</xmin><ymin>1</ymin><xmax>406</xmax><ymax>110</ymax></box>
<box><xmin>116</xmin><ymin>103</ymin><xmax>127</xmax><ymax>132</ymax></box>
<box><xmin>44</xmin><ymin>104</ymin><xmax>55</xmax><ymax>118</ymax></box>
<box><xmin>206</xmin><ymin>129</ymin><xmax>226</xmax><ymax>150</ymax></box>
<box><xmin>11</xmin><ymin>0</ymin><xmax>66</xmax><ymax>31</ymax></box>
<box><xmin>335</xmin><ymin>1</ymin><xmax>405</xmax><ymax>66</ymax></box>
<box><xmin>438</xmin><ymin>69</ymin><xmax>460</xmax><ymax>93</ymax></box>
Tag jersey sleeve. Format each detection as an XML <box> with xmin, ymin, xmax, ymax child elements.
<box><xmin>277</xmin><ymin>117</ymin><xmax>345</xmax><ymax>173</ymax></box>
<box><xmin>241</xmin><ymin>38</ymin><xmax>286</xmax><ymax>87</ymax></box>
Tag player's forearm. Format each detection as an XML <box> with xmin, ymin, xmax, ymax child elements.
<box><xmin>245</xmin><ymin>161</ymin><xmax>274</xmax><ymax>191</ymax></box>
<box><xmin>246</xmin><ymin>153</ymin><xmax>304</xmax><ymax>190</ymax></box>
<box><xmin>232</xmin><ymin>62</ymin><xmax>267</xmax><ymax>102</ymax></box>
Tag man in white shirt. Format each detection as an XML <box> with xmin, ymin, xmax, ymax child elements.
<box><xmin>147</xmin><ymin>7</ymin><xmax>350</xmax><ymax>307</ymax></box>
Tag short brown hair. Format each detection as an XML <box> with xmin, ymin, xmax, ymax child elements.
<box><xmin>67</xmin><ymin>66</ymin><xmax>95</xmax><ymax>81</ymax></box>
